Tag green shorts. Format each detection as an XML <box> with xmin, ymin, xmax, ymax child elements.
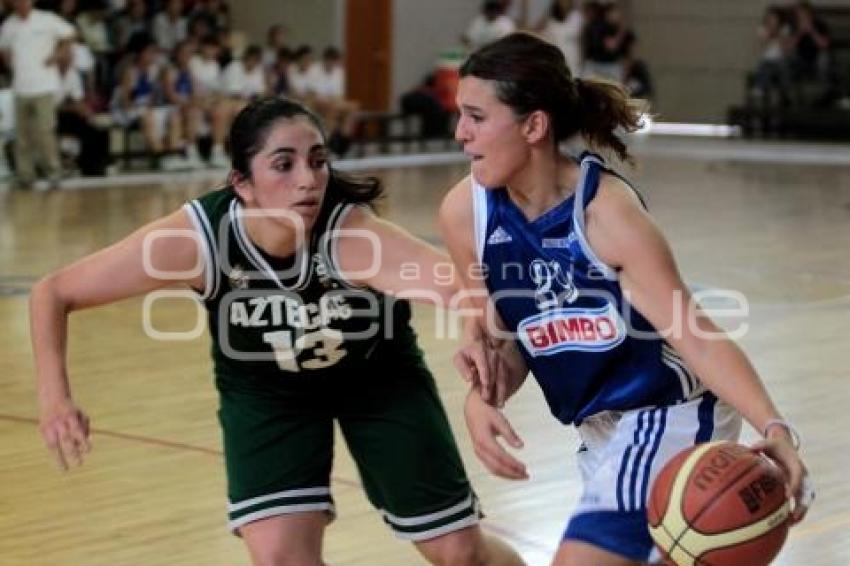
<box><xmin>218</xmin><ymin>358</ymin><xmax>481</xmax><ymax>540</ymax></box>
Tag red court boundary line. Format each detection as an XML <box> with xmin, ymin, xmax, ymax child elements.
<box><xmin>0</xmin><ymin>412</ymin><xmax>360</xmax><ymax>488</ymax></box>
<box><xmin>0</xmin><ymin>412</ymin><xmax>553</xmax><ymax>553</ymax></box>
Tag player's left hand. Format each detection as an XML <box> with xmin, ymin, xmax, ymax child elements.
<box><xmin>753</xmin><ymin>430</ymin><xmax>813</xmax><ymax>524</ymax></box>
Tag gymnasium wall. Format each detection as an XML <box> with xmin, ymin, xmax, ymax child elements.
<box><xmin>628</xmin><ymin>0</ymin><xmax>850</xmax><ymax>122</ymax></box>
<box><xmin>230</xmin><ymin>0</ymin><xmax>344</xmax><ymax>55</ymax></box>
<box><xmin>232</xmin><ymin>0</ymin><xmax>850</xmax><ymax>123</ymax></box>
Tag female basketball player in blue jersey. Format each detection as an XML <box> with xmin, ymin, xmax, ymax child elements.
<box><xmin>30</xmin><ymin>97</ymin><xmax>523</xmax><ymax>566</ymax></box>
<box><xmin>439</xmin><ymin>33</ymin><xmax>813</xmax><ymax>565</ymax></box>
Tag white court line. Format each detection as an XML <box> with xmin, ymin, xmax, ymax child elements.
<box><xmin>0</xmin><ymin>127</ymin><xmax>848</xmax><ymax>192</ymax></box>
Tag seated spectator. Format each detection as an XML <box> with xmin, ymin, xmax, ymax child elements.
<box><xmin>270</xmin><ymin>45</ymin><xmax>293</xmax><ymax>97</ymax></box>
<box><xmin>112</xmin><ymin>0</ymin><xmax>152</xmax><ymax>54</ymax></box>
<box><xmin>76</xmin><ymin>0</ymin><xmax>112</xmax><ymax>97</ymax></box>
<box><xmin>58</xmin><ymin>0</ymin><xmax>78</xmax><ymax>24</ymax></box>
<box><xmin>400</xmin><ymin>72</ymin><xmax>451</xmax><ymax>139</ymax></box>
<box><xmin>188</xmin><ymin>0</ymin><xmax>231</xmax><ymax>37</ymax></box>
<box><xmin>311</xmin><ymin>46</ymin><xmax>359</xmax><ymax>156</ymax></box>
<box><xmin>622</xmin><ymin>42</ymin><xmax>653</xmax><ymax>101</ymax></box>
<box><xmin>222</xmin><ymin>44</ymin><xmax>268</xmax><ymax>105</ymax></box>
<box><xmin>749</xmin><ymin>6</ymin><xmax>793</xmax><ymax>106</ymax></box>
<box><xmin>189</xmin><ymin>34</ymin><xmax>230</xmax><ymax>167</ymax></box>
<box><xmin>463</xmin><ymin>0</ymin><xmax>516</xmax><ymax>51</ymax></box>
<box><xmin>162</xmin><ymin>39</ymin><xmax>204</xmax><ymax>168</ymax></box>
<box><xmin>287</xmin><ymin>44</ymin><xmax>317</xmax><ymax>102</ymax></box>
<box><xmin>54</xmin><ymin>39</ymin><xmax>110</xmax><ymax>176</ymax></box>
<box><xmin>110</xmin><ymin>34</ymin><xmax>183</xmax><ymax>169</ymax></box>
<box><xmin>788</xmin><ymin>1</ymin><xmax>830</xmax><ymax>81</ymax></box>
<box><xmin>263</xmin><ymin>23</ymin><xmax>288</xmax><ymax>67</ymax></box>
<box><xmin>532</xmin><ymin>0</ymin><xmax>584</xmax><ymax>76</ymax></box>
<box><xmin>153</xmin><ymin>0</ymin><xmax>188</xmax><ymax>52</ymax></box>
<box><xmin>583</xmin><ymin>1</ymin><xmax>634</xmax><ymax>83</ymax></box>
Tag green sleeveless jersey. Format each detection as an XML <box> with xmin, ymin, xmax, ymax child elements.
<box><xmin>184</xmin><ymin>187</ymin><xmax>421</xmax><ymax>392</ymax></box>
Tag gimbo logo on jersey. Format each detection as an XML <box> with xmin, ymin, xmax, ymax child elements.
<box><xmin>518</xmin><ymin>303</ymin><xmax>626</xmax><ymax>355</ymax></box>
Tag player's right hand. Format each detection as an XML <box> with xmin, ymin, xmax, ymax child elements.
<box><xmin>39</xmin><ymin>398</ymin><xmax>91</xmax><ymax>471</ymax></box>
<box><xmin>464</xmin><ymin>389</ymin><xmax>528</xmax><ymax>480</ymax></box>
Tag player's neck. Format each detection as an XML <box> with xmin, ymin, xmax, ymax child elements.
<box><xmin>506</xmin><ymin>153</ymin><xmax>578</xmax><ymax>220</ymax></box>
<box><xmin>243</xmin><ymin>215</ymin><xmax>306</xmax><ymax>259</ymax></box>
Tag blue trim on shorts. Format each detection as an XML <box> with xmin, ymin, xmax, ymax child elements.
<box><xmin>640</xmin><ymin>406</ymin><xmax>668</xmax><ymax>505</ymax></box>
<box><xmin>564</xmin><ymin>510</ymin><xmax>653</xmax><ymax>561</ymax></box>
<box><xmin>695</xmin><ymin>392</ymin><xmax>717</xmax><ymax>443</ymax></box>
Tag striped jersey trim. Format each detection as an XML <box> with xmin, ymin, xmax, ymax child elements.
<box><xmin>228</xmin><ymin>199</ymin><xmax>312</xmax><ymax>290</ymax></box>
<box><xmin>322</xmin><ymin>202</ymin><xmax>360</xmax><ymax>289</ymax></box>
<box><xmin>572</xmin><ymin>154</ymin><xmax>619</xmax><ymax>281</ymax></box>
<box><xmin>661</xmin><ymin>343</ymin><xmax>702</xmax><ymax>399</ymax></box>
<box><xmin>183</xmin><ymin>201</ymin><xmax>220</xmax><ymax>299</ymax></box>
<box><xmin>470</xmin><ymin>177</ymin><xmax>489</xmax><ymax>263</ymax></box>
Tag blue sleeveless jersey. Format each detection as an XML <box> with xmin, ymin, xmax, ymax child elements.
<box><xmin>473</xmin><ymin>153</ymin><xmax>703</xmax><ymax>426</ymax></box>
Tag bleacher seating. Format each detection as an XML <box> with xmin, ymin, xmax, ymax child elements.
<box><xmin>728</xmin><ymin>6</ymin><xmax>850</xmax><ymax>140</ymax></box>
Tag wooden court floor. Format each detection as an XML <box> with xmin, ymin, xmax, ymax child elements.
<box><xmin>1</xmin><ymin>150</ymin><xmax>849</xmax><ymax>565</ymax></box>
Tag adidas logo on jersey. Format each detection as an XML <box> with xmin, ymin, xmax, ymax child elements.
<box><xmin>487</xmin><ymin>226</ymin><xmax>513</xmax><ymax>245</ymax></box>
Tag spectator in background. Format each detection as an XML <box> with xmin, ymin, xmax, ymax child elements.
<box><xmin>582</xmin><ymin>1</ymin><xmax>633</xmax><ymax>83</ymax></box>
<box><xmin>622</xmin><ymin>40</ymin><xmax>652</xmax><ymax>101</ymax></box>
<box><xmin>162</xmin><ymin>39</ymin><xmax>203</xmax><ymax>168</ymax></box>
<box><xmin>113</xmin><ymin>0</ymin><xmax>151</xmax><ymax>54</ymax></box>
<box><xmin>153</xmin><ymin>0</ymin><xmax>188</xmax><ymax>52</ymax></box>
<box><xmin>222</xmin><ymin>44</ymin><xmax>267</xmax><ymax>105</ymax></box>
<box><xmin>531</xmin><ymin>0</ymin><xmax>584</xmax><ymax>76</ymax></box>
<box><xmin>287</xmin><ymin>44</ymin><xmax>317</xmax><ymax>102</ymax></box>
<box><xmin>57</xmin><ymin>0</ymin><xmax>78</xmax><ymax>23</ymax></box>
<box><xmin>263</xmin><ymin>23</ymin><xmax>288</xmax><ymax>67</ymax></box>
<box><xmin>749</xmin><ymin>6</ymin><xmax>792</xmax><ymax>106</ymax></box>
<box><xmin>270</xmin><ymin>45</ymin><xmax>292</xmax><ymax>97</ymax></box>
<box><xmin>76</xmin><ymin>0</ymin><xmax>112</xmax><ymax>97</ymax></box>
<box><xmin>54</xmin><ymin>38</ymin><xmax>109</xmax><ymax>176</ymax></box>
<box><xmin>400</xmin><ymin>72</ymin><xmax>451</xmax><ymax>139</ymax></box>
<box><xmin>311</xmin><ymin>46</ymin><xmax>358</xmax><ymax>156</ymax></box>
<box><xmin>788</xmin><ymin>1</ymin><xmax>830</xmax><ymax>82</ymax></box>
<box><xmin>111</xmin><ymin>34</ymin><xmax>182</xmax><ymax>170</ymax></box>
<box><xmin>188</xmin><ymin>0</ymin><xmax>230</xmax><ymax>37</ymax></box>
<box><xmin>0</xmin><ymin>0</ymin><xmax>75</xmax><ymax>189</ymax></box>
<box><xmin>463</xmin><ymin>0</ymin><xmax>516</xmax><ymax>51</ymax></box>
<box><xmin>189</xmin><ymin>34</ymin><xmax>230</xmax><ymax>167</ymax></box>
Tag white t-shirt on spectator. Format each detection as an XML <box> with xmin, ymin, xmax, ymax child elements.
<box><xmin>153</xmin><ymin>13</ymin><xmax>187</xmax><ymax>52</ymax></box>
<box><xmin>190</xmin><ymin>55</ymin><xmax>222</xmax><ymax>95</ymax></box>
<box><xmin>465</xmin><ymin>14</ymin><xmax>515</xmax><ymax>50</ymax></box>
<box><xmin>74</xmin><ymin>42</ymin><xmax>96</xmax><ymax>74</ymax></box>
<box><xmin>0</xmin><ymin>9</ymin><xmax>76</xmax><ymax>96</ymax></box>
<box><xmin>312</xmin><ymin>64</ymin><xmax>344</xmax><ymax>99</ymax></box>
<box><xmin>288</xmin><ymin>64</ymin><xmax>320</xmax><ymax>98</ymax></box>
<box><xmin>541</xmin><ymin>10</ymin><xmax>584</xmax><ymax>76</ymax></box>
<box><xmin>222</xmin><ymin>60</ymin><xmax>266</xmax><ymax>99</ymax></box>
<box><xmin>57</xmin><ymin>67</ymin><xmax>84</xmax><ymax>103</ymax></box>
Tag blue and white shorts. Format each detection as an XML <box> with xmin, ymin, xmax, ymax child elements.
<box><xmin>564</xmin><ymin>393</ymin><xmax>742</xmax><ymax>561</ymax></box>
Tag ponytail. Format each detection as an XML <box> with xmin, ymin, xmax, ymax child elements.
<box><xmin>574</xmin><ymin>77</ymin><xmax>646</xmax><ymax>164</ymax></box>
<box><xmin>460</xmin><ymin>32</ymin><xmax>648</xmax><ymax>164</ymax></box>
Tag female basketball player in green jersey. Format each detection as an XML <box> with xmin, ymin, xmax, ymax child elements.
<box><xmin>30</xmin><ymin>97</ymin><xmax>523</xmax><ymax>566</ymax></box>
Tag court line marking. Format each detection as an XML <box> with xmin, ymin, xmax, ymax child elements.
<box><xmin>0</xmin><ymin>411</ymin><xmax>555</xmax><ymax>552</ymax></box>
<box><xmin>0</xmin><ymin>412</ymin><xmax>360</xmax><ymax>489</ymax></box>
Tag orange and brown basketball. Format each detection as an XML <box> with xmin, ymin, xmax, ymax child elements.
<box><xmin>647</xmin><ymin>441</ymin><xmax>790</xmax><ymax>566</ymax></box>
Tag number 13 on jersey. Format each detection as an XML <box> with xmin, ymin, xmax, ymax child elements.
<box><xmin>263</xmin><ymin>328</ymin><xmax>348</xmax><ymax>372</ymax></box>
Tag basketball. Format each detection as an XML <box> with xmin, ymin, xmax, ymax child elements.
<box><xmin>647</xmin><ymin>441</ymin><xmax>790</xmax><ymax>566</ymax></box>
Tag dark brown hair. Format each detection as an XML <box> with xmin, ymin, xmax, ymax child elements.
<box><xmin>460</xmin><ymin>32</ymin><xmax>645</xmax><ymax>162</ymax></box>
<box><xmin>228</xmin><ymin>97</ymin><xmax>383</xmax><ymax>205</ymax></box>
